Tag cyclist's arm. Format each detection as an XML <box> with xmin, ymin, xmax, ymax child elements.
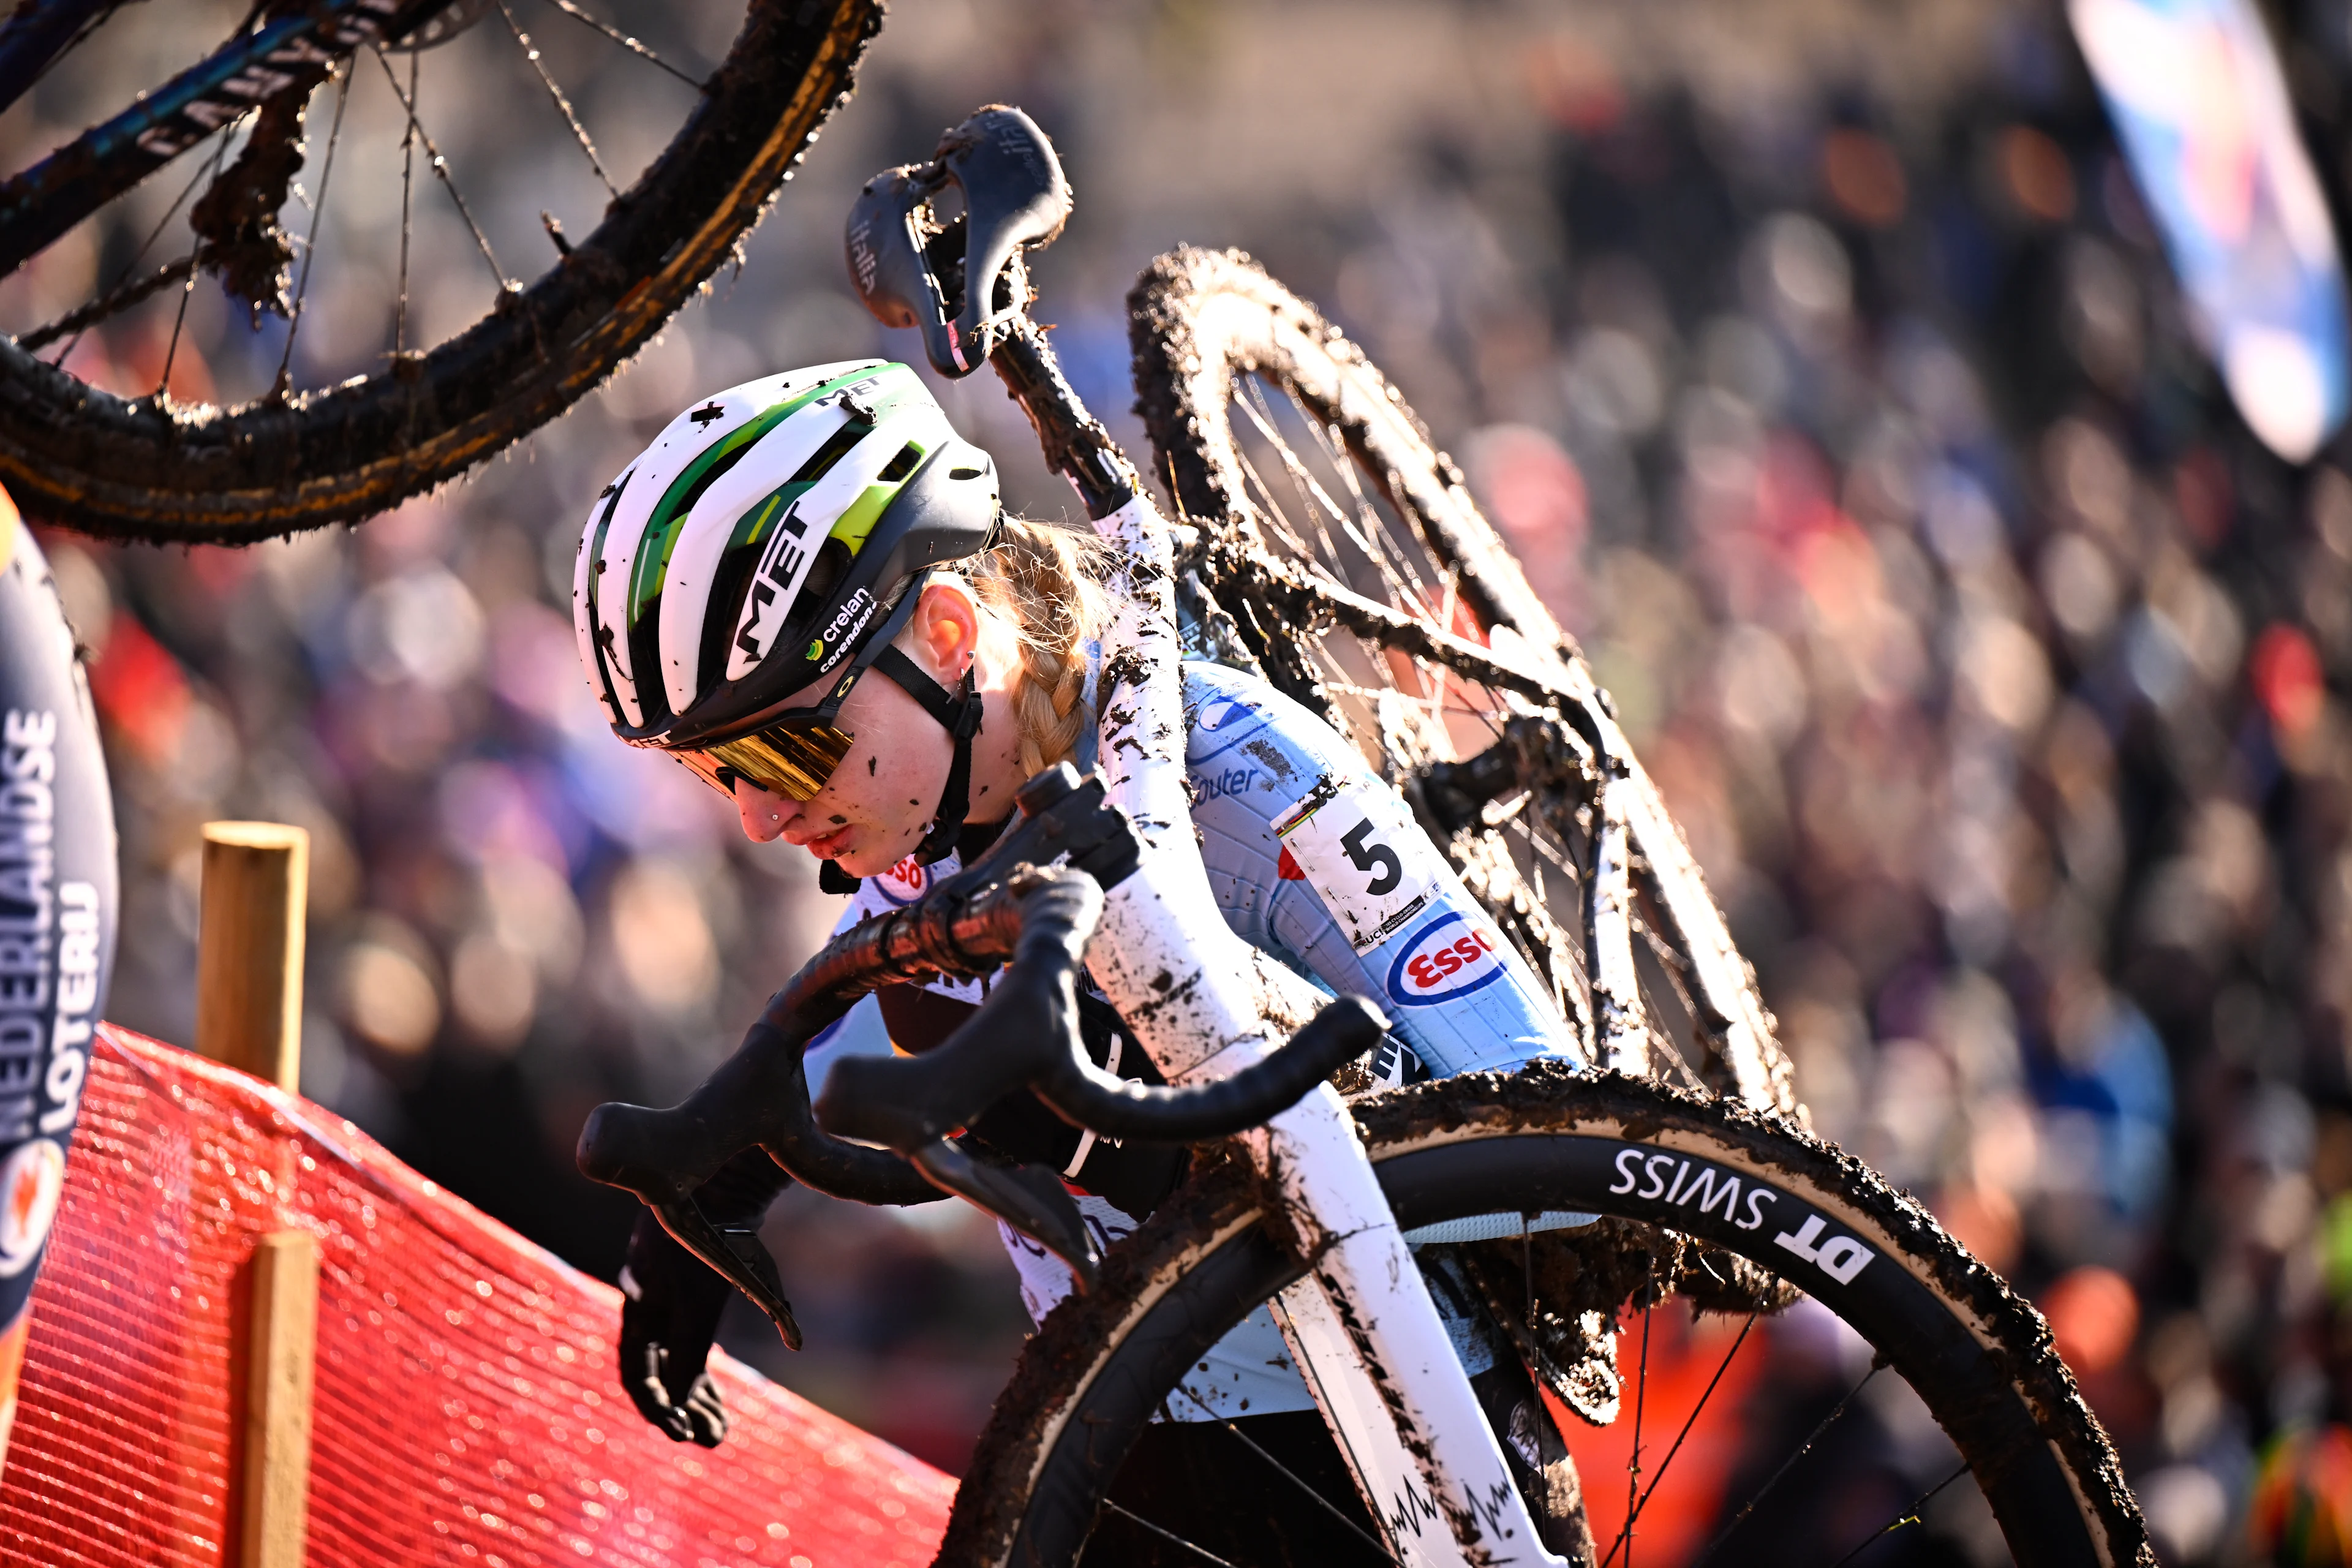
<box><xmin>1180</xmin><ymin>661</ymin><xmax>1581</xmax><ymax>1077</ymax></box>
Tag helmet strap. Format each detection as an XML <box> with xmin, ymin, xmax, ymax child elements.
<box><xmin>870</xmin><ymin>645</ymin><xmax>986</xmax><ymax>865</ymax></box>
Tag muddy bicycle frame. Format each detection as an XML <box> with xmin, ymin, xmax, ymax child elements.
<box><xmin>839</xmin><ymin>127</ymin><xmax>1574</xmax><ymax>1557</ymax></box>
<box><xmin>1065</xmin><ymin>467</ymin><xmax>1580</xmax><ymax>1566</ymax></box>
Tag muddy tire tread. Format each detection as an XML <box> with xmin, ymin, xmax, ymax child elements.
<box><xmin>943</xmin><ymin>1066</ymin><xmax>2149</xmax><ymax>1568</ymax></box>
<box><xmin>0</xmin><ymin>0</ymin><xmax>881</xmax><ymax>543</ymax></box>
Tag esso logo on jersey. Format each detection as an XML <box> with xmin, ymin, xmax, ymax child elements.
<box><xmin>1386</xmin><ymin>913</ymin><xmax>1506</xmax><ymax>1006</ymax></box>
<box><xmin>870</xmin><ymin>854</ymin><xmax>930</xmax><ymax>906</ymax></box>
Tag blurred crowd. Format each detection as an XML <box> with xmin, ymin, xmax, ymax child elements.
<box><xmin>19</xmin><ymin>0</ymin><xmax>2352</xmax><ymax>1557</ymax></box>
<box><xmin>1482</xmin><ymin>5</ymin><xmax>2352</xmax><ymax>1560</ymax></box>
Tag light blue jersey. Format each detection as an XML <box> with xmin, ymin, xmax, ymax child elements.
<box><xmin>816</xmin><ymin>660</ymin><xmax>1583</xmax><ymax>1418</ymax></box>
<box><xmin>1180</xmin><ymin>660</ymin><xmax>1573</xmax><ymax>1078</ymax></box>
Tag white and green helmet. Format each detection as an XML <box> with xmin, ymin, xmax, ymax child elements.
<box><xmin>573</xmin><ymin>360</ymin><xmax>1000</xmax><ymax>748</ymax></box>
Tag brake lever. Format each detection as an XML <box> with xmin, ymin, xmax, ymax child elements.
<box><xmin>912</xmin><ymin>1142</ymin><xmax>1100</xmax><ymax>1289</ymax></box>
<box><xmin>817</xmin><ymin>852</ymin><xmax>1108</xmax><ymax>1286</ymax></box>
<box><xmin>649</xmin><ymin>1196</ymin><xmax>804</xmax><ymax>1349</ymax></box>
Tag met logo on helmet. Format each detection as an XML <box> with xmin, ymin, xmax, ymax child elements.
<box><xmin>728</xmin><ymin>499</ymin><xmax>823</xmax><ymax>679</ymax></box>
<box><xmin>1385</xmin><ymin>911</ymin><xmax>1506</xmax><ymax>1006</ymax></box>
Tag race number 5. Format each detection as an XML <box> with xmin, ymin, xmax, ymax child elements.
<box><xmin>1274</xmin><ymin>774</ymin><xmax>1441</xmax><ymax>954</ymax></box>
<box><xmin>1340</xmin><ymin>818</ymin><xmax>1402</xmax><ymax>895</ymax></box>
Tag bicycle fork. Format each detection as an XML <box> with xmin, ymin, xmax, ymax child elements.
<box><xmin>1073</xmin><ymin>484</ymin><xmax>1570</xmax><ymax>1564</ymax></box>
<box><xmin>1088</xmin><ymin>846</ymin><xmax>1570</xmax><ymax>1567</ymax></box>
<box><xmin>1259</xmin><ymin>1085</ymin><xmax>1570</xmax><ymax>1568</ymax></box>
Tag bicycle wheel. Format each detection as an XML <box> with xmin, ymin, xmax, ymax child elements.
<box><xmin>0</xmin><ymin>0</ymin><xmax>879</xmax><ymax>542</ymax></box>
<box><xmin>944</xmin><ymin>1066</ymin><xmax>2148</xmax><ymax>1568</ymax></box>
<box><xmin>1130</xmin><ymin>247</ymin><xmax>1791</xmax><ymax>1113</ymax></box>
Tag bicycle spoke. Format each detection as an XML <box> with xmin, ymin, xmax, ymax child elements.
<box><xmin>1280</xmin><ymin>383</ymin><xmax>1449</xmax><ymax>612</ymax></box>
<box><xmin>1521</xmin><ymin>1213</ymin><xmax>1535</xmax><ymax>1335</ymax></box>
<box><xmin>157</xmin><ymin>257</ymin><xmax>198</xmax><ymax>399</ymax></box>
<box><xmin>1687</xmin><ymin>1361</ymin><xmax>1886</xmax><ymax>1568</ymax></box>
<box><xmin>154</xmin><ymin>128</ymin><xmax>240</xmax><ymax>401</ymax></box>
<box><xmin>1235</xmin><ymin>402</ymin><xmax>1476</xmax><ymax>758</ymax></box>
<box><xmin>1503</xmin><ymin>804</ymin><xmax>1578</xmax><ymax>877</ymax></box>
<box><xmin>1231</xmin><ymin>410</ymin><xmax>1364</xmax><ymax>608</ymax></box>
<box><xmin>1824</xmin><ymin>1461</ymin><xmax>1972</xmax><ymax>1568</ymax></box>
<box><xmin>1289</xmin><ymin>595</ymin><xmax>1464</xmax><ymax>761</ymax></box>
<box><xmin>1239</xmin><ymin>382</ymin><xmax>1370</xmax><ymax>592</ymax></box>
<box><xmin>271</xmin><ymin>62</ymin><xmax>351</xmax><ymax>399</ymax></box>
<box><xmin>369</xmin><ymin>43</ymin><xmax>508</xmax><ymax>291</ymax></box>
<box><xmin>1232</xmin><ymin>435</ymin><xmax>1317</xmax><ymax>569</ymax></box>
<box><xmin>1247</xmin><ymin>379</ymin><xmax>1401</xmax><ymax>584</ymax></box>
<box><xmin>394</xmin><ymin>48</ymin><xmax>417</xmax><ymax>356</ymax></box>
<box><xmin>1096</xmin><ymin>1499</ymin><xmax>1243</xmax><ymax>1568</ymax></box>
<box><xmin>533</xmin><ymin>0</ymin><xmax>703</xmax><ymax>89</ymax></box>
<box><xmin>0</xmin><ymin>0</ymin><xmax>425</xmax><ymax>279</ymax></box>
<box><xmin>1241</xmin><ymin>379</ymin><xmax>1433</xmax><ymax>614</ymax></box>
<box><xmin>1616</xmin><ymin>1302</ymin><xmax>1653</xmax><ymax>1568</ymax></box>
<box><xmin>43</xmin><ymin>134</ymin><xmax>221</xmax><ymax>363</ymax></box>
<box><xmin>1634</xmin><ymin>971</ymin><xmax>1710</xmax><ymax>1094</ymax></box>
<box><xmin>37</xmin><ymin>118</ymin><xmax>226</xmax><ymax>363</ymax></box>
<box><xmin>1634</xmin><ymin>924</ymin><xmax>1713</xmax><ymax>1092</ymax></box>
<box><xmin>1423</xmin><ymin>571</ymin><xmax>1456</xmax><ymax>736</ymax></box>
<box><xmin>1172</xmin><ymin>1398</ymin><xmax>1401</xmax><ymax>1566</ymax></box>
<box><xmin>1602</xmin><ymin>1312</ymin><xmax>1759</xmax><ymax>1568</ymax></box>
<box><xmin>1302</xmin><ymin>409</ymin><xmax>1402</xmax><ymax>578</ymax></box>
<box><xmin>496</xmin><ymin>0</ymin><xmax>617</xmax><ymax>200</ymax></box>
<box><xmin>24</xmin><ymin>256</ymin><xmax>193</xmax><ymax>354</ymax></box>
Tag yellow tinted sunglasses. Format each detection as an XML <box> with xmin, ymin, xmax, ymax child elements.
<box><xmin>670</xmin><ymin>578</ymin><xmax>931</xmax><ymax>803</ymax></box>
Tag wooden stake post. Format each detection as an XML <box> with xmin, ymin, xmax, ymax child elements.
<box><xmin>196</xmin><ymin>822</ymin><xmax>309</xmax><ymax>1091</ymax></box>
<box><xmin>195</xmin><ymin>821</ymin><xmax>318</xmax><ymax>1568</ymax></box>
<box><xmin>237</xmin><ymin>1233</ymin><xmax>319</xmax><ymax>1568</ymax></box>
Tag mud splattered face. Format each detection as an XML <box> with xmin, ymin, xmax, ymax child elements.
<box><xmin>729</xmin><ymin>582</ymin><xmax>1026</xmax><ymax>878</ymax></box>
<box><xmin>731</xmin><ymin>665</ymin><xmax>953</xmax><ymax>878</ymax></box>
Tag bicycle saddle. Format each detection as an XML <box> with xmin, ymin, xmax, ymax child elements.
<box><xmin>845</xmin><ymin>103</ymin><xmax>1071</xmax><ymax>376</ymax></box>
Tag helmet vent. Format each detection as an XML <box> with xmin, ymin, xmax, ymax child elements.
<box><xmin>627</xmin><ymin>592</ymin><xmax>671</xmax><ymax>728</ymax></box>
<box><xmin>877</xmin><ymin>442</ymin><xmax>922</xmax><ymax>483</ymax></box>
<box><xmin>788</xmin><ymin>418</ymin><xmax>872</xmax><ymax>488</ymax></box>
<box><xmin>658</xmin><ymin>435</ymin><xmax>758</xmax><ymax>544</ymax></box>
<box><xmin>949</xmin><ymin>466</ymin><xmax>984</xmax><ymax>480</ymax></box>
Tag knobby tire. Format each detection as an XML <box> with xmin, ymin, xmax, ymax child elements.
<box><xmin>945</xmin><ymin>1066</ymin><xmax>2149</xmax><ymax>1568</ymax></box>
<box><xmin>0</xmin><ymin>0</ymin><xmax>880</xmax><ymax>543</ymax></box>
<box><xmin>1129</xmin><ymin>246</ymin><xmax>1793</xmax><ymax>1112</ymax></box>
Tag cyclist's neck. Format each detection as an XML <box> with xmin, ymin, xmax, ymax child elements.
<box><xmin>951</xmin><ymin>679</ymin><xmax>1028</xmax><ymax>834</ymax></box>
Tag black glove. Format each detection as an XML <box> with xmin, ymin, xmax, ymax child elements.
<box><xmin>616</xmin><ymin>1148</ymin><xmax>790</xmax><ymax>1447</ymax></box>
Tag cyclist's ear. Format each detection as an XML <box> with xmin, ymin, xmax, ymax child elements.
<box><xmin>908</xmin><ymin>579</ymin><xmax>984</xmax><ymax>680</ymax></box>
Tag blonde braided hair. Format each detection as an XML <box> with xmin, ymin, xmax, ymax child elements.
<box><xmin>965</xmin><ymin>516</ymin><xmax>1114</xmax><ymax>776</ymax></box>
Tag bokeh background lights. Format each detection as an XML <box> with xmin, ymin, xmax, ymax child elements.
<box><xmin>12</xmin><ymin>0</ymin><xmax>2352</xmax><ymax>1560</ymax></box>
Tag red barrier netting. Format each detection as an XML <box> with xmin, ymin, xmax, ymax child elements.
<box><xmin>0</xmin><ymin>1024</ymin><xmax>954</xmax><ymax>1568</ymax></box>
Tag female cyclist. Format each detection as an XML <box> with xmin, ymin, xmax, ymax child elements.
<box><xmin>574</xmin><ymin>360</ymin><xmax>1596</xmax><ymax>1561</ymax></box>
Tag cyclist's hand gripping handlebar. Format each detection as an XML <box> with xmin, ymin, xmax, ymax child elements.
<box><xmin>815</xmin><ymin>868</ymin><xmax>1386</xmax><ymax>1282</ymax></box>
<box><xmin>579</xmin><ymin>766</ymin><xmax>1386</xmax><ymax>1338</ymax></box>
